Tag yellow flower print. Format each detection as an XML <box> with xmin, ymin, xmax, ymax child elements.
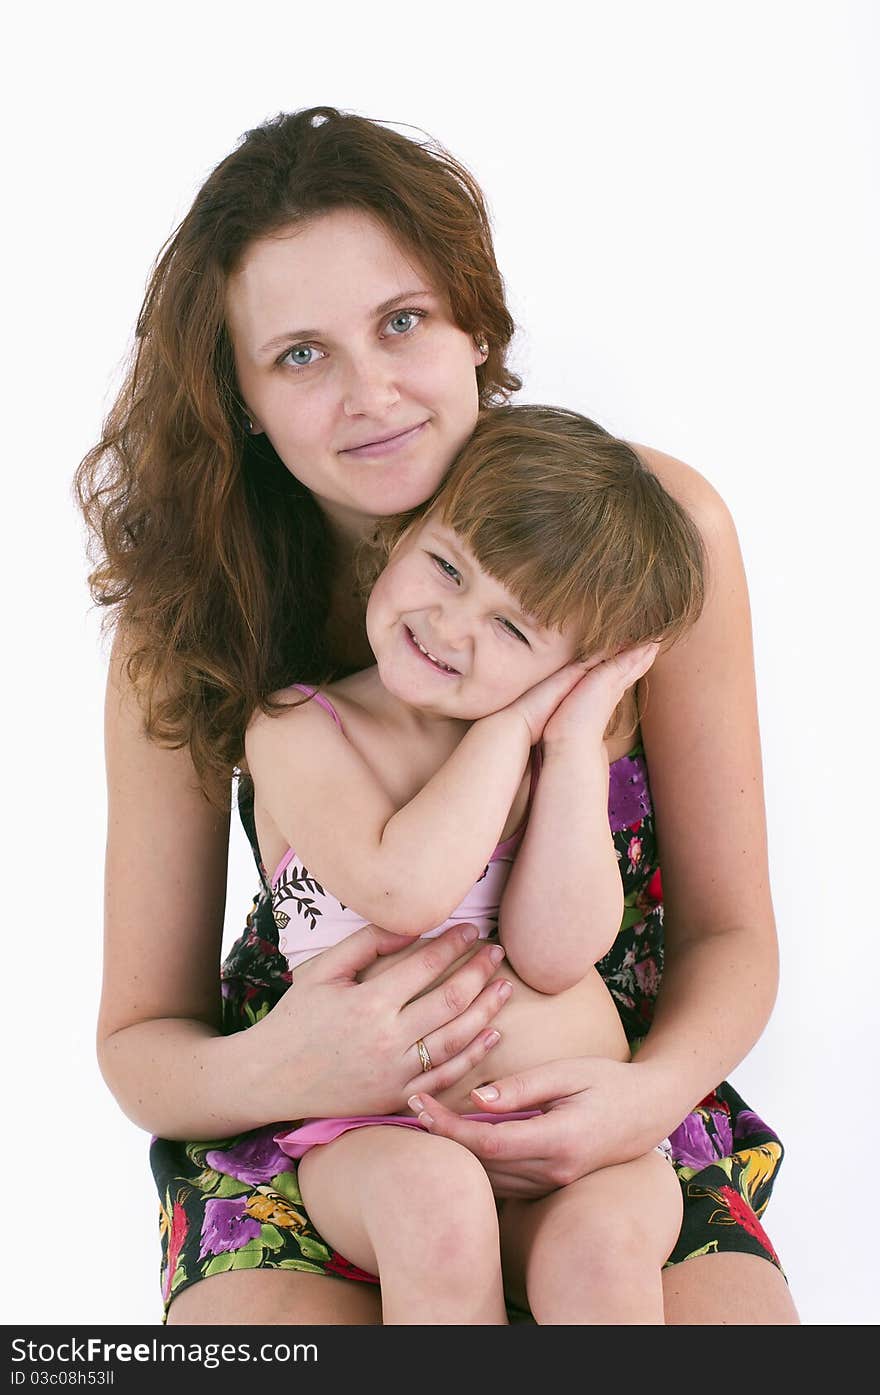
<box><xmin>245</xmin><ymin>1188</ymin><xmax>308</xmax><ymax>1232</ymax></box>
<box><xmin>733</xmin><ymin>1143</ymin><xmax>783</xmax><ymax>1210</ymax></box>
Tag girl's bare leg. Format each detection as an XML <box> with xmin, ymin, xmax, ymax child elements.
<box><xmin>500</xmin><ymin>1150</ymin><xmax>682</xmax><ymax>1324</ymax></box>
<box><xmin>298</xmin><ymin>1125</ymin><xmax>508</xmax><ymax>1325</ymax></box>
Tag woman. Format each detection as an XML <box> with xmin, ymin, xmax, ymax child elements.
<box><xmin>77</xmin><ymin>105</ymin><xmax>798</xmax><ymax>1324</ymax></box>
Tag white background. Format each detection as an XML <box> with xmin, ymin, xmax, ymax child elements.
<box><xmin>4</xmin><ymin>0</ymin><xmax>877</xmax><ymax>1326</ymax></box>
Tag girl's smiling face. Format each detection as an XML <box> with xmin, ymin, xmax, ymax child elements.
<box><xmin>366</xmin><ymin>517</ymin><xmax>581</xmax><ymax>719</ymax></box>
<box><xmin>226</xmin><ymin>207</ymin><xmax>485</xmax><ymax>542</ymax></box>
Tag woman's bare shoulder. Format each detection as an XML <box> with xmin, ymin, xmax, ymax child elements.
<box><xmin>629</xmin><ymin>441</ymin><xmax>736</xmax><ymax>540</ymax></box>
<box><xmin>105</xmin><ymin>624</ymin><xmax>230</xmax><ymax>828</ymax></box>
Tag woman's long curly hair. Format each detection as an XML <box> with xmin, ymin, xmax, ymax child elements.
<box><xmin>75</xmin><ymin>106</ymin><xmax>520</xmax><ymax>806</ymax></box>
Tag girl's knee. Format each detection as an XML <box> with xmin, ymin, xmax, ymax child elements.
<box><xmin>377</xmin><ymin>1131</ymin><xmax>492</xmax><ymax>1199</ymax></box>
<box><xmin>545</xmin><ymin>1170</ymin><xmax>681</xmax><ymax>1274</ymax></box>
<box><xmin>409</xmin><ymin>1136</ymin><xmax>496</xmax><ymax>1225</ymax></box>
<box><xmin>375</xmin><ymin>1134</ymin><xmax>498</xmax><ymax>1269</ymax></box>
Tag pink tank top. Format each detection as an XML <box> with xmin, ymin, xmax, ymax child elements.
<box><xmin>268</xmin><ymin>686</ymin><xmax>538</xmax><ymax>971</ymax></box>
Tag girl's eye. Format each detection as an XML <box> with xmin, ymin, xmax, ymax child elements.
<box><xmin>429</xmin><ymin>553</ymin><xmax>461</xmax><ymax>583</ymax></box>
<box><xmin>278</xmin><ymin>344</ymin><xmax>326</xmax><ymax>370</ymax></box>
<box><xmin>497</xmin><ymin>617</ymin><xmax>530</xmax><ymax>646</ymax></box>
<box><xmin>385</xmin><ymin>309</ymin><xmax>425</xmax><ymax>337</ymax></box>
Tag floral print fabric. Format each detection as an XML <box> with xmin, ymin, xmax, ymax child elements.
<box><xmin>151</xmin><ymin>751</ymin><xmax>785</xmax><ymax>1316</ymax></box>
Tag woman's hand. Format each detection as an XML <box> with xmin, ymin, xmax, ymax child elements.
<box><xmin>244</xmin><ymin>922</ymin><xmax>510</xmax><ymax>1122</ymax></box>
<box><xmin>406</xmin><ymin>1056</ymin><xmax>677</xmax><ymax>1198</ymax></box>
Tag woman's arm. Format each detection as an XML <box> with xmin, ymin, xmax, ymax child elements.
<box><xmin>245</xmin><ymin>670</ymin><xmax>583</xmax><ymax>936</ymax></box>
<box><xmin>97</xmin><ymin>636</ymin><xmax>511</xmax><ymax>1140</ymax></box>
<box><xmin>623</xmin><ymin>444</ymin><xmax>778</xmax><ymax>1098</ymax></box>
<box><xmin>413</xmin><ymin>451</ymin><xmax>780</xmax><ymax>1185</ymax></box>
<box><xmin>97</xmin><ymin>632</ymin><xmax>241</xmax><ymax>1134</ymax></box>
<box><xmin>500</xmin><ymin>647</ymin><xmax>656</xmax><ymax>994</ymax></box>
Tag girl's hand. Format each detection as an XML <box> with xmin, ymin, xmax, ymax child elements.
<box><xmin>504</xmin><ymin>662</ymin><xmax>592</xmax><ymax>745</ymax></box>
<box><xmin>245</xmin><ymin>922</ymin><xmax>510</xmax><ymax>1121</ymax></box>
<box><xmin>542</xmin><ymin>642</ymin><xmax>659</xmax><ymax>748</ymax></box>
<box><xmin>502</xmin><ymin>642</ymin><xmax>658</xmax><ymax>748</ymax></box>
<box><xmin>407</xmin><ymin>1055</ymin><xmax>677</xmax><ymax>1198</ymax></box>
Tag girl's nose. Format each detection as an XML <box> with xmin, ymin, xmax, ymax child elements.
<box><xmin>429</xmin><ymin>602</ymin><xmax>472</xmax><ymax>651</ymax></box>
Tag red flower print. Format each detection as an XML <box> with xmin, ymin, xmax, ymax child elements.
<box><xmin>627</xmin><ymin>837</ymin><xmax>643</xmax><ymax>868</ymax></box>
<box><xmin>162</xmin><ymin>1200</ymin><xmax>189</xmax><ymax>1303</ymax></box>
<box><xmin>628</xmin><ymin>819</ymin><xmax>643</xmax><ymax>834</ymax></box>
<box><xmin>325</xmin><ymin>1251</ymin><xmax>379</xmax><ymax>1285</ymax></box>
<box><xmin>644</xmin><ymin>867</ymin><xmax>663</xmax><ymax>903</ymax></box>
<box><xmin>716</xmin><ymin>1185</ymin><xmax>780</xmax><ymax>1264</ymax></box>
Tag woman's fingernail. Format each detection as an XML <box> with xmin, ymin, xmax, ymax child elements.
<box><xmin>489</xmin><ymin>944</ymin><xmax>506</xmax><ymax>964</ymax></box>
<box><xmin>483</xmin><ymin>1030</ymin><xmax>501</xmax><ymax>1048</ymax></box>
<box><xmin>462</xmin><ymin>924</ymin><xmax>479</xmax><ymax>943</ymax></box>
<box><xmin>418</xmin><ymin>1111</ymin><xmax>434</xmax><ymax>1128</ymax></box>
<box><xmin>496</xmin><ymin>979</ymin><xmax>512</xmax><ymax>1001</ymax></box>
<box><xmin>472</xmin><ymin>1084</ymin><xmax>500</xmax><ymax>1102</ymax></box>
<box><xmin>407</xmin><ymin>1095</ymin><xmax>423</xmax><ymax>1113</ymax></box>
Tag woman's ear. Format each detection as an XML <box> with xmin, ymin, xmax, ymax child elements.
<box><xmin>242</xmin><ymin>410</ymin><xmax>265</xmax><ymax>436</ymax></box>
<box><xmin>473</xmin><ymin>336</ymin><xmax>489</xmax><ymax>365</ymax></box>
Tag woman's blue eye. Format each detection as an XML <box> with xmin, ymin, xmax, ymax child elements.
<box><xmin>280</xmin><ymin>344</ymin><xmax>324</xmax><ymax>369</ymax></box>
<box><xmin>278</xmin><ymin>312</ymin><xmax>422</xmax><ymax>369</ymax></box>
<box><xmin>387</xmin><ymin>310</ymin><xmax>422</xmax><ymax>335</ymax></box>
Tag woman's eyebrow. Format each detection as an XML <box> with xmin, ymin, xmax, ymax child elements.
<box><xmin>259</xmin><ymin>288</ymin><xmax>435</xmax><ymax>354</ymax></box>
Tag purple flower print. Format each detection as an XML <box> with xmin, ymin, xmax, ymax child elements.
<box><xmin>608</xmin><ymin>756</ymin><xmax>652</xmax><ymax>832</ymax></box>
<box><xmin>668</xmin><ymin>1105</ymin><xmax>734</xmax><ymax>1169</ymax></box>
<box><xmin>206</xmin><ymin>1129</ymin><xmax>293</xmax><ymax>1184</ymax></box>
<box><xmin>733</xmin><ymin>1108</ymin><xmax>772</xmax><ymax>1145</ymax></box>
<box><xmin>198</xmin><ymin>1197</ymin><xmax>262</xmax><ymax>1260</ymax></box>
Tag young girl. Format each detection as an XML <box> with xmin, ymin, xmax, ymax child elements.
<box><xmin>244</xmin><ymin>404</ymin><xmax>704</xmax><ymax>1323</ymax></box>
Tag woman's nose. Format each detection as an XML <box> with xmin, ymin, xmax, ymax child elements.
<box><xmin>342</xmin><ymin>353</ymin><xmax>400</xmax><ymax>417</ymax></box>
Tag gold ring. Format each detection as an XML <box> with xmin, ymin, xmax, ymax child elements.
<box><xmin>415</xmin><ymin>1038</ymin><xmax>433</xmax><ymax>1072</ymax></box>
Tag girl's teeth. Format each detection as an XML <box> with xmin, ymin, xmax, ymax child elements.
<box><xmin>412</xmin><ymin>631</ymin><xmax>454</xmax><ymax>671</ymax></box>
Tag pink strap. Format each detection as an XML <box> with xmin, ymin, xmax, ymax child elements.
<box><xmin>291</xmin><ymin>683</ymin><xmax>344</xmax><ymax>733</ymax></box>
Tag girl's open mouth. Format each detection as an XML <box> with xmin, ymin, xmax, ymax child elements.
<box><xmin>405</xmin><ymin>626</ymin><xmax>460</xmax><ymax>676</ymax></box>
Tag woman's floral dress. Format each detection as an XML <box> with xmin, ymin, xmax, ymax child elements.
<box><xmin>151</xmin><ymin>748</ymin><xmax>786</xmax><ymax>1317</ymax></box>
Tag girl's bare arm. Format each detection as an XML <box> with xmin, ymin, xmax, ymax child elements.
<box><xmin>499</xmin><ymin>647</ymin><xmax>655</xmax><ymax>993</ymax></box>
<box><xmin>245</xmin><ymin>699</ymin><xmax>536</xmax><ymax>935</ymax></box>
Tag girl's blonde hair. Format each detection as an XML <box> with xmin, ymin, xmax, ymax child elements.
<box><xmin>365</xmin><ymin>405</ymin><xmax>706</xmax><ymax>663</ymax></box>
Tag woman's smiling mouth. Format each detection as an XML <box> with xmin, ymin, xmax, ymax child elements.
<box><xmin>340</xmin><ymin>421</ymin><xmax>428</xmax><ymax>460</ymax></box>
